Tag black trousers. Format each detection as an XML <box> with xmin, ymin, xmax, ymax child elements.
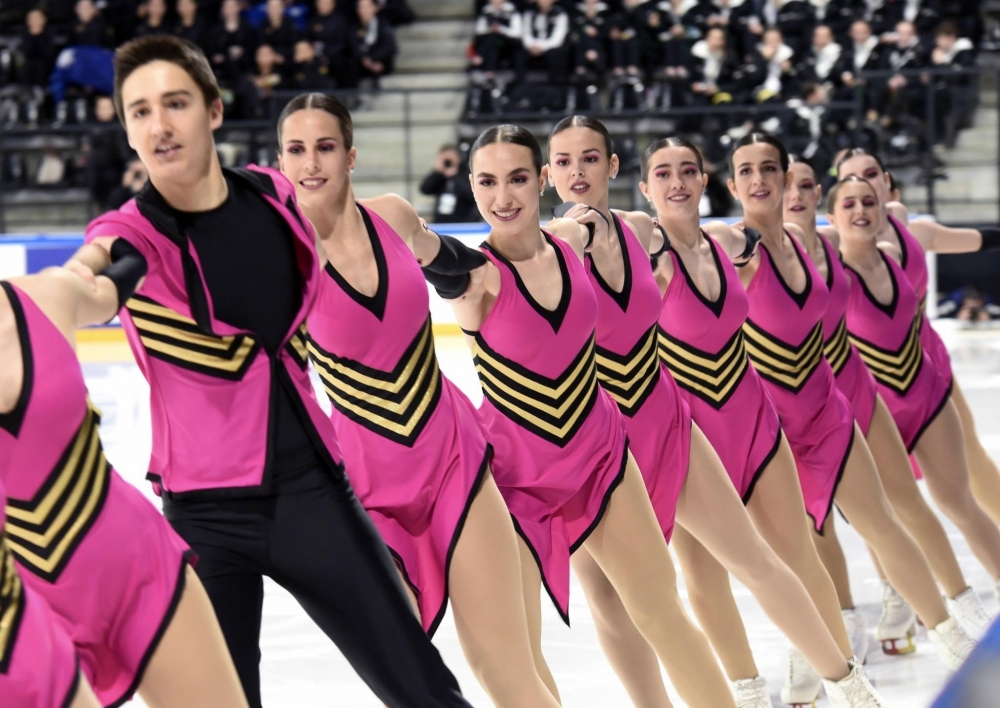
<box><xmin>163</xmin><ymin>467</ymin><xmax>471</xmax><ymax>708</ymax></box>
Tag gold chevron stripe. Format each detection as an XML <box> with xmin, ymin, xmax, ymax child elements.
<box><xmin>5</xmin><ymin>405</ymin><xmax>109</xmax><ymax>581</ymax></box>
<box><xmin>657</xmin><ymin>329</ymin><xmax>750</xmax><ymax>406</ymax></box>
<box><xmin>824</xmin><ymin>317</ymin><xmax>852</xmax><ymax>375</ymax></box>
<box><xmin>850</xmin><ymin>316</ymin><xmax>923</xmax><ymax>394</ymax></box>
<box><xmin>743</xmin><ymin>322</ymin><xmax>824</xmax><ymax>390</ymax></box>
<box><xmin>0</xmin><ymin>536</ymin><xmax>25</xmax><ymax>671</ymax></box>
<box><xmin>308</xmin><ymin>318</ymin><xmax>442</xmax><ymax>446</ymax></box>
<box><xmin>596</xmin><ymin>328</ymin><xmax>660</xmax><ymax>413</ymax></box>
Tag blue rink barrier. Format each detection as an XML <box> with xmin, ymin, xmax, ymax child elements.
<box><xmin>932</xmin><ymin>616</ymin><xmax>1000</xmax><ymax>707</ymax></box>
<box><xmin>0</xmin><ymin>217</ymin><xmax>837</xmax><ymax>278</ymax></box>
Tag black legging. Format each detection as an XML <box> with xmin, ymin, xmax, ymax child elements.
<box><xmin>163</xmin><ymin>466</ymin><xmax>471</xmax><ymax>708</ymax></box>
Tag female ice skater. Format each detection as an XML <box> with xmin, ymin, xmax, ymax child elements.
<box><xmin>645</xmin><ymin>134</ymin><xmax>970</xmax><ymax>707</ymax></box>
<box><xmin>0</xmin><ymin>477</ymin><xmax>102</xmax><ymax>708</ymax></box>
<box><xmin>67</xmin><ymin>36</ymin><xmax>471</xmax><ymax>708</ymax></box>
<box><xmin>545</xmin><ymin>115</ymin><xmax>886</xmax><ymax>708</ymax></box>
<box><xmin>837</xmin><ymin>148</ymin><xmax>1000</xmax><ymax>535</ymax></box>
<box><xmin>0</xmin><ymin>265</ymin><xmax>247</xmax><ymax>708</ymax></box>
<box><xmin>448</xmin><ymin>123</ymin><xmax>743</xmax><ymax>708</ymax></box>
<box><xmin>783</xmin><ymin>155</ymin><xmax>996</xmax><ymax>651</ymax></box>
<box><xmin>276</xmin><ymin>93</ymin><xmax>559</xmax><ymax>708</ymax></box>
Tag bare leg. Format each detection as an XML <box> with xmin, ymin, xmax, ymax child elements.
<box><xmin>450</xmin><ymin>474</ymin><xmax>561</xmax><ymax>708</ymax></box>
<box><xmin>868</xmin><ymin>545</ymin><xmax>887</xmax><ymax>581</ymax></box>
<box><xmin>834</xmin><ymin>425</ymin><xmax>949</xmax><ymax>627</ymax></box>
<box><xmin>516</xmin><ymin>536</ymin><xmax>561</xmax><ymax>702</ymax></box>
<box><xmin>395</xmin><ymin>568</ymin><xmax>420</xmax><ymax>616</ymax></box>
<box><xmin>866</xmin><ymin>397</ymin><xmax>968</xmax><ymax>598</ymax></box>
<box><xmin>952</xmin><ymin>382</ymin><xmax>1000</xmax><ymax>528</ymax></box>
<box><xmin>746</xmin><ymin>436</ymin><xmax>853</xmax><ymax>659</ymax></box>
<box><xmin>583</xmin><ymin>455</ymin><xmax>735</xmax><ymax>708</ymax></box>
<box><xmin>137</xmin><ymin>565</ymin><xmax>250</xmax><ymax>708</ymax></box>
<box><xmin>676</xmin><ymin>425</ymin><xmax>851</xmax><ymax>680</ymax></box>
<box><xmin>914</xmin><ymin>400</ymin><xmax>1000</xmax><ymax>580</ymax></box>
<box><xmin>813</xmin><ymin>514</ymin><xmax>856</xmax><ymax>610</ymax></box>
<box><xmin>572</xmin><ymin>548</ymin><xmax>673</xmax><ymax>708</ymax></box>
<box><xmin>672</xmin><ymin>527</ymin><xmax>759</xmax><ymax>681</ymax></box>
<box><xmin>69</xmin><ymin>674</ymin><xmax>102</xmax><ymax>708</ymax></box>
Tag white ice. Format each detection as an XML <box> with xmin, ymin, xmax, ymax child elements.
<box><xmin>84</xmin><ymin>322</ymin><xmax>1000</xmax><ymax>707</ymax></box>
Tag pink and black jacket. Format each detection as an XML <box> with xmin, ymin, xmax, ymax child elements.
<box><xmin>85</xmin><ymin>166</ymin><xmax>343</xmax><ymax>499</ymax></box>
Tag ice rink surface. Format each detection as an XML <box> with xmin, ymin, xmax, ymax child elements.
<box><xmin>81</xmin><ymin>321</ymin><xmax>1000</xmax><ymax>707</ymax></box>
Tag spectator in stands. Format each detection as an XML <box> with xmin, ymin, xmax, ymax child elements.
<box><xmin>797</xmin><ymin>23</ymin><xmax>844</xmax><ymax>90</ymax></box>
<box><xmin>683</xmin><ymin>0</ymin><xmax>733</xmax><ymax>42</ymax></box>
<box><xmin>249</xmin><ymin>0</ymin><xmax>310</xmax><ymax>31</ymax></box>
<box><xmin>744</xmin><ymin>26</ymin><xmax>797</xmax><ymax>102</ymax></box>
<box><xmin>807</xmin><ymin>0</ymin><xmax>856</xmax><ymax>44</ymax></box>
<box><xmin>290</xmin><ymin>39</ymin><xmax>332</xmax><ymax>86</ymax></box>
<box><xmin>258</xmin><ymin>0</ymin><xmax>300</xmax><ymax>64</ymax></box>
<box><xmin>930</xmin><ymin>19</ymin><xmax>976</xmax><ymax>145</ymax></box>
<box><xmin>883</xmin><ymin>19</ymin><xmax>928</xmax><ymax>121</ymax></box>
<box><xmin>689</xmin><ymin>25</ymin><xmax>743</xmax><ymax>103</ymax></box>
<box><xmin>237</xmin><ymin>43</ymin><xmax>284</xmax><ymax>117</ymax></box>
<box><xmin>134</xmin><ymin>0</ymin><xmax>169</xmax><ymax>39</ymax></box>
<box><xmin>639</xmin><ymin>0</ymin><xmax>694</xmax><ymax>81</ymax></box>
<box><xmin>471</xmin><ymin>0</ymin><xmax>525</xmax><ymax>82</ymax></box>
<box><xmin>105</xmin><ymin>157</ymin><xmax>148</xmax><ymax>211</ymax></box>
<box><xmin>19</xmin><ymin>9</ymin><xmax>58</xmax><ymax>90</ymax></box>
<box><xmin>775</xmin><ymin>0</ymin><xmax>816</xmax><ymax>57</ymax></box>
<box><xmin>84</xmin><ymin>94</ymin><xmax>131</xmax><ymax>210</ymax></box>
<box><xmin>608</xmin><ymin>0</ymin><xmax>644</xmax><ymax>78</ymax></box>
<box><xmin>571</xmin><ymin>0</ymin><xmax>612</xmax><ymax>81</ymax></box>
<box><xmin>308</xmin><ymin>0</ymin><xmax>352</xmax><ymax>78</ymax></box>
<box><xmin>70</xmin><ymin>0</ymin><xmax>114</xmax><ymax>48</ymax></box>
<box><xmin>209</xmin><ymin>0</ymin><xmax>258</xmax><ymax>85</ymax></box>
<box><xmin>866</xmin><ymin>0</ymin><xmax>941</xmax><ymax>43</ymax></box>
<box><xmin>522</xmin><ymin>0</ymin><xmax>570</xmax><ymax>84</ymax></box>
<box><xmin>841</xmin><ymin>19</ymin><xmax>885</xmax><ymax>116</ymax></box>
<box><xmin>419</xmin><ymin>144</ymin><xmax>479</xmax><ymax>223</ymax></box>
<box><xmin>352</xmin><ymin>0</ymin><xmax>398</xmax><ymax>86</ymax></box>
<box><xmin>174</xmin><ymin>0</ymin><xmax>209</xmax><ymax>52</ymax></box>
<box><xmin>730</xmin><ymin>0</ymin><xmax>767</xmax><ymax>60</ymax></box>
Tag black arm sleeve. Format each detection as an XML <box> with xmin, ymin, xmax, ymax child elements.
<box><xmin>102</xmin><ymin>238</ymin><xmax>149</xmax><ymax>309</ymax></box>
<box><xmin>978</xmin><ymin>227</ymin><xmax>1000</xmax><ymax>252</ymax></box>
<box><xmin>650</xmin><ymin>224</ymin><xmax>671</xmax><ymax>270</ymax></box>
<box><xmin>421</xmin><ymin>233</ymin><xmax>488</xmax><ymax>299</ymax></box>
<box><xmin>733</xmin><ymin>226</ymin><xmax>762</xmax><ymax>267</ymax></box>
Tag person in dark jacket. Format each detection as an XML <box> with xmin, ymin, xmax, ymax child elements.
<box><xmin>866</xmin><ymin>0</ymin><xmax>941</xmax><ymax>43</ymax></box>
<box><xmin>689</xmin><ymin>24</ymin><xmax>744</xmax><ymax>102</ymax></box>
<box><xmin>572</xmin><ymin>0</ymin><xmax>613</xmax><ymax>79</ymax></box>
<box><xmin>209</xmin><ymin>0</ymin><xmax>258</xmax><ymax>85</ymax></box>
<box><xmin>929</xmin><ymin>19</ymin><xmax>975</xmax><ymax>144</ymax></box>
<box><xmin>257</xmin><ymin>0</ymin><xmax>300</xmax><ymax>64</ymax></box>
<box><xmin>729</xmin><ymin>0</ymin><xmax>766</xmax><ymax>59</ymax></box>
<box><xmin>774</xmin><ymin>0</ymin><xmax>815</xmax><ymax>57</ymax></box>
<box><xmin>882</xmin><ymin>18</ymin><xmax>928</xmax><ymax>121</ymax></box>
<box><xmin>133</xmin><ymin>0</ymin><xmax>170</xmax><ymax>39</ymax></box>
<box><xmin>683</xmin><ymin>0</ymin><xmax>735</xmax><ymax>42</ymax></box>
<box><xmin>290</xmin><ymin>39</ymin><xmax>333</xmax><ymax>87</ymax></box>
<box><xmin>19</xmin><ymin>9</ymin><xmax>58</xmax><ymax>89</ymax></box>
<box><xmin>308</xmin><ymin>0</ymin><xmax>352</xmax><ymax>71</ymax></box>
<box><xmin>796</xmin><ymin>23</ymin><xmax>845</xmax><ymax>89</ymax></box>
<box><xmin>808</xmin><ymin>0</ymin><xmax>857</xmax><ymax>43</ymax></box>
<box><xmin>840</xmin><ymin>19</ymin><xmax>885</xmax><ymax>114</ymax></box>
<box><xmin>70</xmin><ymin>0</ymin><xmax>114</xmax><ymax>47</ymax></box>
<box><xmin>608</xmin><ymin>0</ymin><xmax>644</xmax><ymax>77</ymax></box>
<box><xmin>352</xmin><ymin>0</ymin><xmax>398</xmax><ymax>85</ymax></box>
<box><xmin>471</xmin><ymin>0</ymin><xmax>525</xmax><ymax>80</ymax></box>
<box><xmin>419</xmin><ymin>144</ymin><xmax>480</xmax><ymax>223</ymax></box>
<box><xmin>84</xmin><ymin>95</ymin><xmax>132</xmax><ymax>210</ymax></box>
<box><xmin>522</xmin><ymin>0</ymin><xmax>571</xmax><ymax>83</ymax></box>
<box><xmin>173</xmin><ymin>0</ymin><xmax>209</xmax><ymax>52</ymax></box>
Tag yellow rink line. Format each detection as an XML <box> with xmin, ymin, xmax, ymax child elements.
<box><xmin>76</xmin><ymin>324</ymin><xmax>467</xmax><ymax>362</ymax></box>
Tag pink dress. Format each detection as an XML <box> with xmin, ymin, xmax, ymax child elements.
<box><xmin>0</xmin><ymin>475</ymin><xmax>80</xmax><ymax>708</ymax></box>
<box><xmin>819</xmin><ymin>235</ymin><xmax>879</xmax><ymax>436</ymax></box>
<box><xmin>844</xmin><ymin>252</ymin><xmax>952</xmax><ymax>451</ymax></box>
<box><xmin>0</xmin><ymin>282</ymin><xmax>192</xmax><ymax>708</ymax></box>
<box><xmin>476</xmin><ymin>233</ymin><xmax>629</xmax><ymax>624</ymax></box>
<box><xmin>743</xmin><ymin>237</ymin><xmax>856</xmax><ymax>531</ymax></box>
<box><xmin>306</xmin><ymin>206</ymin><xmax>491</xmax><ymax>636</ymax></box>
<box><xmin>890</xmin><ymin>215</ymin><xmax>954</xmax><ymax>388</ymax></box>
<box><xmin>588</xmin><ymin>216</ymin><xmax>690</xmax><ymax>543</ymax></box>
<box><xmin>658</xmin><ymin>233</ymin><xmax>782</xmax><ymax>503</ymax></box>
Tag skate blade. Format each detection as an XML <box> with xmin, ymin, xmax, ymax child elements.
<box><xmin>880</xmin><ymin>634</ymin><xmax>917</xmax><ymax>655</ymax></box>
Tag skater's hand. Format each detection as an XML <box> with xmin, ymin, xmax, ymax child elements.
<box><xmin>461</xmin><ymin>263</ymin><xmax>488</xmax><ymax>301</ymax></box>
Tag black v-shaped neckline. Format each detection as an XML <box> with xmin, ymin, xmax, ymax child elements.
<box><xmin>484</xmin><ymin>232</ymin><xmax>572</xmax><ymax>332</ymax></box>
<box><xmin>846</xmin><ymin>251</ymin><xmax>900</xmax><ymax>319</ymax></box>
<box><xmin>587</xmin><ymin>214</ymin><xmax>632</xmax><ymax>313</ymax></box>
<box><xmin>674</xmin><ymin>231</ymin><xmax>727</xmax><ymax>318</ymax></box>
<box><xmin>324</xmin><ymin>205</ymin><xmax>389</xmax><ymax>321</ymax></box>
<box><xmin>818</xmin><ymin>235</ymin><xmax>835</xmax><ymax>291</ymax></box>
<box><xmin>763</xmin><ymin>234</ymin><xmax>811</xmax><ymax>310</ymax></box>
<box><xmin>0</xmin><ymin>282</ymin><xmax>34</xmax><ymax>438</ymax></box>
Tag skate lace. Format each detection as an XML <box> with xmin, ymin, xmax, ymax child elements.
<box><xmin>735</xmin><ymin>678</ymin><xmax>769</xmax><ymax>707</ymax></box>
<box><xmin>942</xmin><ymin>623</ymin><xmax>977</xmax><ymax>658</ymax></box>
<box><xmin>786</xmin><ymin>649</ymin><xmax>809</xmax><ymax>685</ymax></box>
<box><xmin>836</xmin><ymin>668</ymin><xmax>885</xmax><ymax>707</ymax></box>
<box><xmin>883</xmin><ymin>586</ymin><xmax>908</xmax><ymax>619</ymax></box>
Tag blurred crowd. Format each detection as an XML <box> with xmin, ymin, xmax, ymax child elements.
<box><xmin>466</xmin><ymin>0</ymin><xmax>984</xmax><ymax>166</ymax></box>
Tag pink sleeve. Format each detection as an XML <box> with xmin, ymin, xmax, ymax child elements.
<box><xmin>84</xmin><ymin>210</ymin><xmax>158</xmax><ymax>267</ymax></box>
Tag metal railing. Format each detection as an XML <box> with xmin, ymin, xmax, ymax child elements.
<box><xmin>0</xmin><ymin>66</ymin><xmax>990</xmax><ymax>232</ymax></box>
